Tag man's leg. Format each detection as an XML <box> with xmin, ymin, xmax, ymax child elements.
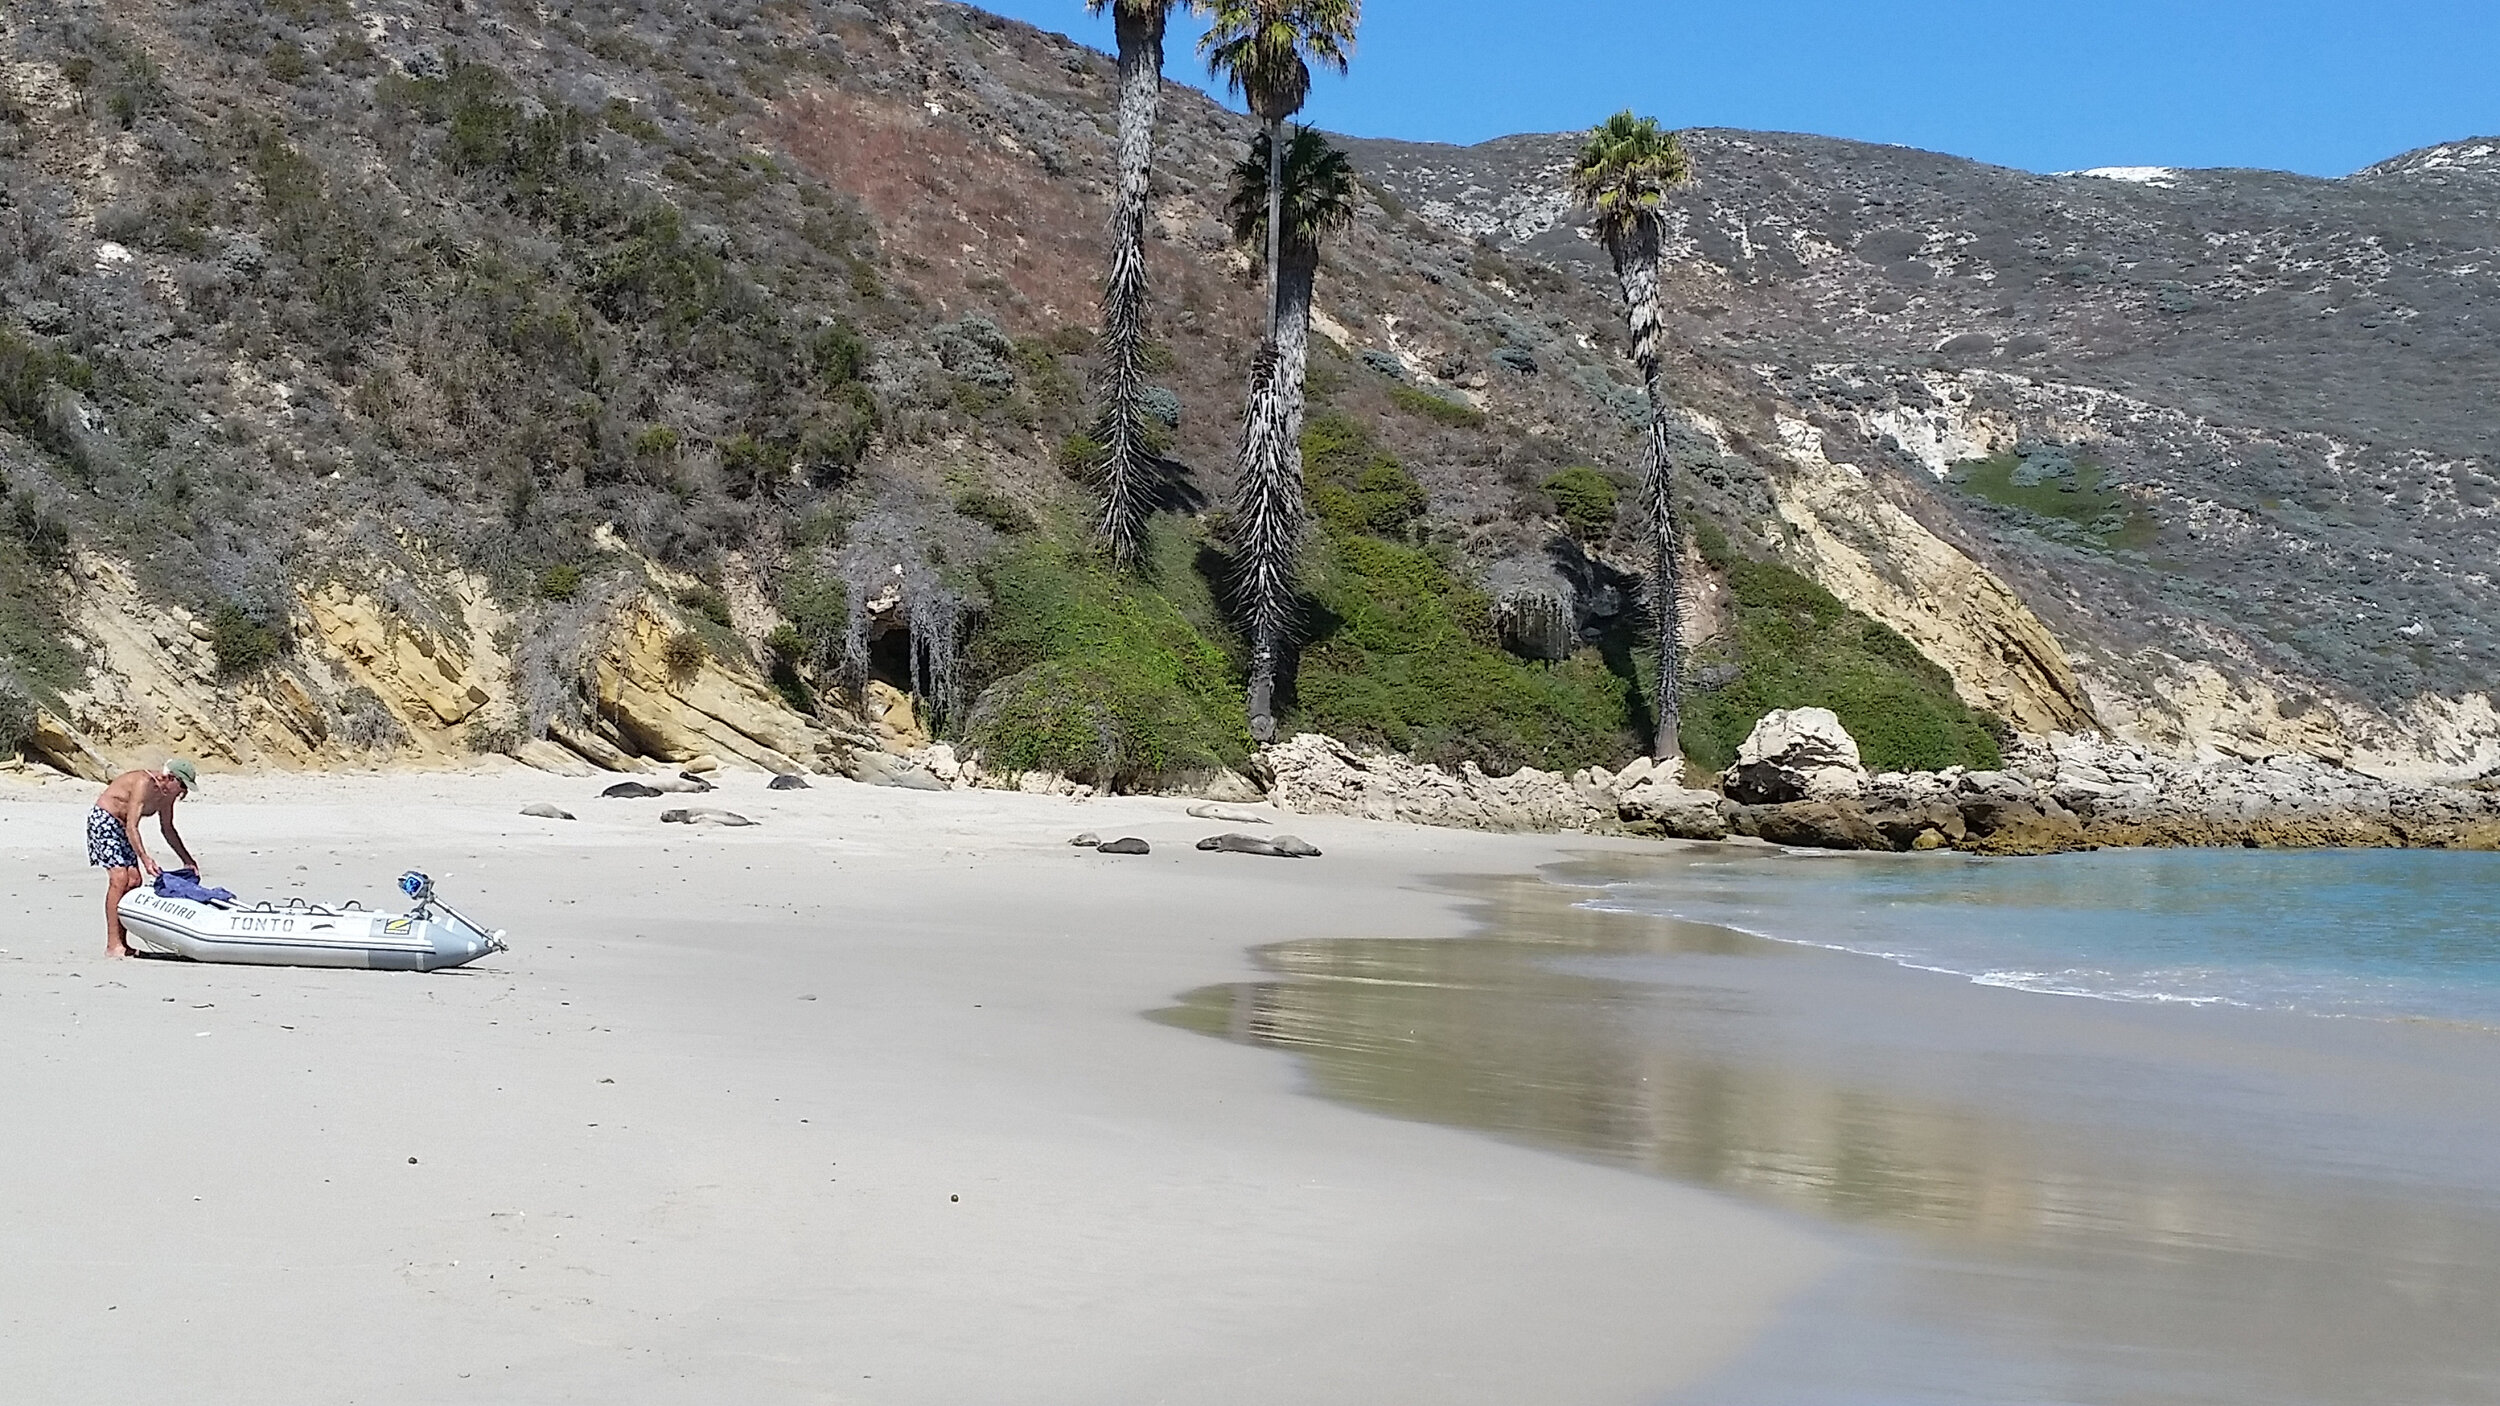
<box><xmin>104</xmin><ymin>866</ymin><xmax>138</xmax><ymax>958</ymax></box>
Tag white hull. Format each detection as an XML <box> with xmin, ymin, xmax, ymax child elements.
<box><xmin>117</xmin><ymin>890</ymin><xmax>503</xmax><ymax>971</ymax></box>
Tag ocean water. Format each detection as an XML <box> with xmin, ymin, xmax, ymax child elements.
<box><xmin>1586</xmin><ymin>846</ymin><xmax>2500</xmax><ymax>1025</ymax></box>
<box><xmin>1163</xmin><ymin>851</ymin><xmax>2500</xmax><ymax>1404</ymax></box>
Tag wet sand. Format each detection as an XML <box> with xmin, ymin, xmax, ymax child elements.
<box><xmin>0</xmin><ymin>769</ymin><xmax>1828</xmax><ymax>1404</ymax></box>
<box><xmin>1171</xmin><ymin>853</ymin><xmax>2500</xmax><ymax>1405</ymax></box>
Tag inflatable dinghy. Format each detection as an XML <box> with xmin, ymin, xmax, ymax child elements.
<box><xmin>118</xmin><ymin>871</ymin><xmax>507</xmax><ymax>971</ymax></box>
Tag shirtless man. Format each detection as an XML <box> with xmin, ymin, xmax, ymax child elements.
<box><xmin>89</xmin><ymin>759</ymin><xmax>200</xmax><ymax>958</ymax></box>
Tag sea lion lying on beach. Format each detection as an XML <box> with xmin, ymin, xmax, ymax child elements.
<box><xmin>768</xmin><ymin>773</ymin><xmax>812</xmax><ymax>790</ymax></box>
<box><xmin>661</xmin><ymin>807</ymin><xmax>757</xmax><ymax>826</ymax></box>
<box><xmin>1195</xmin><ymin>832</ymin><xmax>1320</xmax><ymax>858</ymax></box>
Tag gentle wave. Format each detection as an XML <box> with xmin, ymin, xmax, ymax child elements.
<box><xmin>1579</xmin><ymin>847</ymin><xmax>2500</xmax><ymax>1025</ymax></box>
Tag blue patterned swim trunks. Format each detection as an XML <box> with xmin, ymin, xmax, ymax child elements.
<box><xmin>86</xmin><ymin>807</ymin><xmax>139</xmax><ymax>870</ymax></box>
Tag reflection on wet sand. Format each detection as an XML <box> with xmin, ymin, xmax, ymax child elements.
<box><xmin>1157</xmin><ymin>857</ymin><xmax>2500</xmax><ymax>1405</ymax></box>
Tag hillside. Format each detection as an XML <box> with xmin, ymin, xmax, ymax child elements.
<box><xmin>1</xmin><ymin>0</ymin><xmax>2492</xmax><ymax>786</ymax></box>
<box><xmin>1346</xmin><ymin>127</ymin><xmax>2500</xmax><ymax>775</ymax></box>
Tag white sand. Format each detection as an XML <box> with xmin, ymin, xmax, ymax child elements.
<box><xmin>0</xmin><ymin>766</ymin><xmax>1831</xmax><ymax>1403</ymax></box>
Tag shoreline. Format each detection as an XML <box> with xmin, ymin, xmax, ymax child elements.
<box><xmin>0</xmin><ymin>766</ymin><xmax>1831</xmax><ymax>1404</ymax></box>
<box><xmin>1171</xmin><ymin>849</ymin><xmax>2500</xmax><ymax>1404</ymax></box>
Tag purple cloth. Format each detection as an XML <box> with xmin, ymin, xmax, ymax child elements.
<box><xmin>155</xmin><ymin>868</ymin><xmax>235</xmax><ymax>904</ymax></box>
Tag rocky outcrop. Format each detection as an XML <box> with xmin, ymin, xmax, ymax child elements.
<box><xmin>1721</xmin><ymin>707</ymin><xmax>1866</xmax><ymax>804</ymax></box>
<box><xmin>1611</xmin><ymin>757</ymin><xmax>1729</xmax><ymax>840</ymax></box>
<box><xmin>1261</xmin><ymin>733</ymin><xmax>1613</xmax><ymax>833</ymax></box>
<box><xmin>1727</xmin><ymin>738</ymin><xmax>2500</xmax><ymax>855</ymax></box>
<box><xmin>39</xmin><ymin>552</ymin><xmax>514</xmax><ymax>774</ymax></box>
<box><xmin>582</xmin><ymin>597</ymin><xmax>843</xmax><ymax>774</ymax></box>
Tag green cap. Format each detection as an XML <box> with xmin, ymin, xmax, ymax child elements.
<box><xmin>165</xmin><ymin>758</ymin><xmax>199</xmax><ymax>794</ymax></box>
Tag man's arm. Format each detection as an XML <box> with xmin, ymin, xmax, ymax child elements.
<box><xmin>157</xmin><ymin>810</ymin><xmax>198</xmax><ymax>873</ymax></box>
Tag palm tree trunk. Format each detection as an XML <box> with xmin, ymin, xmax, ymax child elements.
<box><xmin>1641</xmin><ymin>411</ymin><xmax>1682</xmax><ymax>763</ymax></box>
<box><xmin>1231</xmin><ymin>346</ymin><xmax>1299</xmax><ymax>743</ymax></box>
<box><xmin>1264</xmin><ymin>117</ymin><xmax>1285</xmax><ymax>343</ymax></box>
<box><xmin>1093</xmin><ymin>5</ymin><xmax>1168</xmax><ymax>566</ymax></box>
<box><xmin>1610</xmin><ymin>220</ymin><xmax>1681</xmax><ymax>763</ymax></box>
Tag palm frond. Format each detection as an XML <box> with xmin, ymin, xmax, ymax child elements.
<box><xmin>1198</xmin><ymin>0</ymin><xmax>1359</xmax><ymax>122</ymax></box>
<box><xmin>1569</xmin><ymin>110</ymin><xmax>1690</xmax><ymax>249</ymax></box>
<box><xmin>1226</xmin><ymin>127</ymin><xmax>1359</xmax><ymax>260</ymax></box>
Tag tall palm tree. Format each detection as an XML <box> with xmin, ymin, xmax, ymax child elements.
<box><xmin>1224</xmin><ymin>128</ymin><xmax>1358</xmax><ymax>741</ymax></box>
<box><xmin>1198</xmin><ymin>0</ymin><xmax>1358</xmax><ymax>341</ymax></box>
<box><xmin>1570</xmin><ymin>110</ymin><xmax>1693</xmax><ymax>763</ymax></box>
<box><xmin>1086</xmin><ymin>0</ymin><xmax>1192</xmax><ymax>566</ymax></box>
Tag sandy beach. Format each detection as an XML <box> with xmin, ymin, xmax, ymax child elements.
<box><xmin>0</xmin><ymin>766</ymin><xmax>1830</xmax><ymax>1404</ymax></box>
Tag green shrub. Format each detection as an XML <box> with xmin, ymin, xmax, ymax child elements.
<box><xmin>1056</xmin><ymin>430</ymin><xmax>1105</xmax><ymax>483</ymax></box>
<box><xmin>8</xmin><ymin>493</ymin><xmax>70</xmax><ymax>571</ymax></box>
<box><xmin>1295</xmin><ymin>532</ymin><xmax>1639</xmax><ymax>775</ymax></box>
<box><xmin>209</xmin><ymin>603</ymin><xmax>284</xmax><ymax>677</ymax></box>
<box><xmin>952</xmin><ymin>488</ymin><xmax>1035</xmax><ymax>536</ymax></box>
<box><xmin>1679</xmin><ymin>558</ymin><xmax>2004</xmax><ymax>773</ymax></box>
<box><xmin>633</xmin><ymin>424</ymin><xmax>681</xmax><ymax>459</ymax></box>
<box><xmin>1948</xmin><ymin>449</ymin><xmax>2155</xmax><ymax>552</ymax></box>
<box><xmin>801</xmin><ymin>383</ymin><xmax>880</xmax><ymax>479</ymax></box>
<box><xmin>810</xmin><ymin>321</ymin><xmax>869</xmax><ymax>385</ymax></box>
<box><xmin>964</xmin><ymin>541</ymin><xmax>1249</xmax><ymax>790</ymax></box>
<box><xmin>1304</xmin><ymin>412</ymin><xmax>1427</xmax><ymax>538</ymax></box>
<box><xmin>675</xmin><ymin>584</ymin><xmax>732</xmax><ymax>627</ymax></box>
<box><xmin>763</xmin><ymin>624</ymin><xmax>814</xmax><ymax>714</ymax></box>
<box><xmin>538</xmin><ymin>562</ymin><xmax>584</xmax><ymax>601</ymax></box>
<box><xmin>1388</xmin><ymin>384</ymin><xmax>1487</xmax><ymax>429</ymax></box>
<box><xmin>0</xmin><ymin>331</ymin><xmax>94</xmax><ymax>432</ymax></box>
<box><xmin>1542</xmin><ymin>467</ymin><xmax>1620</xmax><ymax>540</ymax></box>
<box><xmin>0</xmin><ymin>675</ymin><xmax>34</xmax><ymax>754</ymax></box>
<box><xmin>661</xmin><ymin>630</ymin><xmax>708</xmax><ymax>678</ymax></box>
<box><xmin>776</xmin><ymin>570</ymin><xmax>848</xmax><ymax>664</ymax></box>
<box><xmin>265</xmin><ymin>40</ymin><xmax>312</xmax><ymax>82</ymax></box>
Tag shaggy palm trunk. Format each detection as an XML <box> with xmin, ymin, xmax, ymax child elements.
<box><xmin>1609</xmin><ymin>218</ymin><xmax>1682</xmax><ymax>763</ymax></box>
<box><xmin>1092</xmin><ymin>5</ymin><xmax>1168</xmax><ymax>566</ymax></box>
<box><xmin>1274</xmin><ymin>241</ymin><xmax>1317</xmax><ymax>500</ymax></box>
<box><xmin>1231</xmin><ymin>345</ymin><xmax>1301</xmax><ymax>742</ymax></box>
<box><xmin>1639</xmin><ymin>411</ymin><xmax>1682</xmax><ymax>763</ymax></box>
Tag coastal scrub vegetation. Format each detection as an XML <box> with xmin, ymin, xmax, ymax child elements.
<box><xmin>963</xmin><ymin>533</ymin><xmax>1251</xmax><ymax>789</ymax></box>
<box><xmin>1949</xmin><ymin>448</ymin><xmax>2155</xmax><ymax>552</ymax></box>
<box><xmin>1681</xmin><ymin>546</ymin><xmax>2004</xmax><ymax>773</ymax></box>
<box><xmin>1290</xmin><ymin>413</ymin><xmax>1641</xmax><ymax>773</ymax></box>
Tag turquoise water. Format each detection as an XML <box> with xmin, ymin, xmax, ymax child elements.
<box><xmin>1589</xmin><ymin>847</ymin><xmax>2500</xmax><ymax>1024</ymax></box>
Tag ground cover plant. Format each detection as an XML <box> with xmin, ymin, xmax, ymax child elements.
<box><xmin>1680</xmin><ymin>554</ymin><xmax>2005</xmax><ymax>774</ymax></box>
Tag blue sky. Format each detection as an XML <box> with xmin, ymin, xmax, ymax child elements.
<box><xmin>973</xmin><ymin>1</ymin><xmax>2500</xmax><ymax>177</ymax></box>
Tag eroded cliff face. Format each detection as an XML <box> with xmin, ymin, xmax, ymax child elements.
<box><xmin>586</xmin><ymin>597</ymin><xmax>846</xmax><ymax>774</ymax></box>
<box><xmin>27</xmin><ymin>551</ymin><xmax>843</xmax><ymax>782</ymax></box>
<box><xmin>1717</xmin><ymin>412</ymin><xmax>2095</xmax><ymax>737</ymax></box>
<box><xmin>34</xmin><ymin>553</ymin><xmax>510</xmax><ymax>776</ymax></box>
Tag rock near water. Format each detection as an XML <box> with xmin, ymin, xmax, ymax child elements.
<box><xmin>1722</xmin><ymin>708</ymin><xmax>1866</xmax><ymax>804</ymax></box>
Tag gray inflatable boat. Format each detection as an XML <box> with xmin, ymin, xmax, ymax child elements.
<box><xmin>117</xmin><ymin>871</ymin><xmax>507</xmax><ymax>971</ymax></box>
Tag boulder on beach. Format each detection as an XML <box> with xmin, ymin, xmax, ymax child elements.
<box><xmin>768</xmin><ymin>773</ymin><xmax>812</xmax><ymax>790</ymax></box>
<box><xmin>1096</xmin><ymin>837</ymin><xmax>1152</xmax><ymax>855</ymax></box>
<box><xmin>1186</xmin><ymin>802</ymin><xmax>1271</xmax><ymax>825</ymax></box>
<box><xmin>851</xmin><ymin>751</ymin><xmax>948</xmax><ymax>791</ymax></box>
<box><xmin>519</xmin><ymin>803</ymin><xmax>576</xmax><ymax>821</ymax></box>
<box><xmin>1723</xmin><ymin>708</ymin><xmax>1867</xmax><ymax>805</ymax></box>
<box><xmin>1614</xmin><ymin>772</ymin><xmax>1729</xmax><ymax>840</ymax></box>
